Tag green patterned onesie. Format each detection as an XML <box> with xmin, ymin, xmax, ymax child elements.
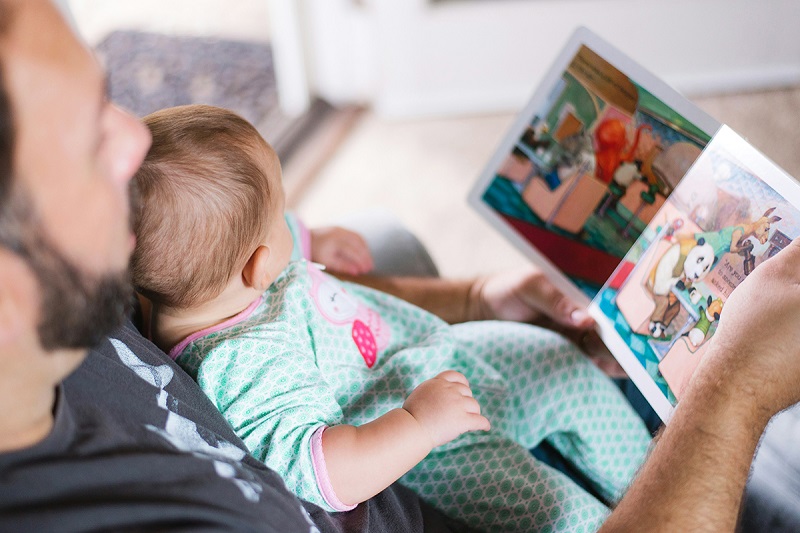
<box><xmin>173</xmin><ymin>261</ymin><xmax>650</xmax><ymax>532</ymax></box>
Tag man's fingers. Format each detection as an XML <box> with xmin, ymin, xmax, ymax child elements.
<box><xmin>770</xmin><ymin>237</ymin><xmax>800</xmax><ymax>280</ymax></box>
<box><xmin>569</xmin><ymin>329</ymin><xmax>607</xmax><ymax>357</ymax></box>
<box><xmin>550</xmin><ymin>294</ymin><xmax>594</xmax><ymax>329</ymax></box>
<box><xmin>560</xmin><ymin>328</ymin><xmax>627</xmax><ymax>377</ymax></box>
<box><xmin>568</xmin><ymin>307</ymin><xmax>595</xmax><ymax>329</ymax></box>
<box><xmin>530</xmin><ymin>279</ymin><xmax>594</xmax><ymax>329</ymax></box>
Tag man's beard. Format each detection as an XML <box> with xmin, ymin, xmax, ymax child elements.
<box><xmin>28</xmin><ymin>232</ymin><xmax>132</xmax><ymax>351</ymax></box>
<box><xmin>0</xmin><ymin>192</ymin><xmax>133</xmax><ymax>351</ymax></box>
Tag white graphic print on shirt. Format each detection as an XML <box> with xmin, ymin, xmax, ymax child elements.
<box><xmin>112</xmin><ymin>338</ymin><xmax>322</xmax><ymax>531</ymax></box>
<box><xmin>111</xmin><ymin>338</ymin><xmax>264</xmax><ymax>501</ymax></box>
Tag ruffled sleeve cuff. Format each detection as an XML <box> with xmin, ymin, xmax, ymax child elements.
<box><xmin>310</xmin><ymin>426</ymin><xmax>358</xmax><ymax>512</ymax></box>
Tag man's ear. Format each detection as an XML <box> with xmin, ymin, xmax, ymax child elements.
<box><xmin>0</xmin><ymin>248</ymin><xmax>37</xmax><ymax>344</ymax></box>
<box><xmin>242</xmin><ymin>245</ymin><xmax>273</xmax><ymax>292</ymax></box>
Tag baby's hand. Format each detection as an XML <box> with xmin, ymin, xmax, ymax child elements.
<box><xmin>403</xmin><ymin>370</ymin><xmax>490</xmax><ymax>448</ymax></box>
<box><xmin>310</xmin><ymin>226</ymin><xmax>374</xmax><ymax>275</ymax></box>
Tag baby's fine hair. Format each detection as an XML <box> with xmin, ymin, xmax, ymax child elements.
<box><xmin>132</xmin><ymin>104</ymin><xmax>277</xmax><ymax>309</ymax></box>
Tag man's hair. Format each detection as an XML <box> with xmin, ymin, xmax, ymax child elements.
<box><xmin>132</xmin><ymin>104</ymin><xmax>275</xmax><ymax>309</ymax></box>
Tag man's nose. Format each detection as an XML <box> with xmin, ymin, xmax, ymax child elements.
<box><xmin>111</xmin><ymin>105</ymin><xmax>152</xmax><ymax>186</ymax></box>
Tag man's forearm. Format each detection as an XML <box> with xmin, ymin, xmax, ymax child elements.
<box><xmin>600</xmin><ymin>347</ymin><xmax>771</xmax><ymax>532</ymax></box>
<box><xmin>335</xmin><ymin>274</ymin><xmax>482</xmax><ymax>324</ymax></box>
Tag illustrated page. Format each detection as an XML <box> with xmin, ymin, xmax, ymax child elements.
<box><xmin>590</xmin><ymin>126</ymin><xmax>800</xmax><ymax>422</ymax></box>
<box><xmin>469</xmin><ymin>27</ymin><xmax>719</xmax><ymax>303</ymax></box>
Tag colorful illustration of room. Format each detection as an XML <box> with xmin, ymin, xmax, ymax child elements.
<box><xmin>482</xmin><ymin>45</ymin><xmax>711</xmax><ymax>296</ymax></box>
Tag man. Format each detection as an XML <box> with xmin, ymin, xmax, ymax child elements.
<box><xmin>1</xmin><ymin>0</ymin><xmax>799</xmax><ymax>530</ymax></box>
<box><xmin>0</xmin><ymin>2</ymin><xmax>465</xmax><ymax>530</ymax></box>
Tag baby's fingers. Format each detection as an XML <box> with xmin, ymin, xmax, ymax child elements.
<box><xmin>456</xmin><ymin>386</ymin><xmax>489</xmax><ymax>431</ymax></box>
<box><xmin>342</xmin><ymin>238</ymin><xmax>374</xmax><ymax>273</ymax></box>
<box><xmin>466</xmin><ymin>413</ymin><xmax>491</xmax><ymax>432</ymax></box>
<box><xmin>436</xmin><ymin>370</ymin><xmax>470</xmax><ymax>386</ymax></box>
<box><xmin>462</xmin><ymin>394</ymin><xmax>482</xmax><ymax>414</ymax></box>
<box><xmin>336</xmin><ymin>246</ymin><xmax>373</xmax><ymax>275</ymax></box>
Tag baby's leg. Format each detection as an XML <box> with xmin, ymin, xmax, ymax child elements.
<box><xmin>452</xmin><ymin>321</ymin><xmax>651</xmax><ymax>503</ymax></box>
<box><xmin>402</xmin><ymin>438</ymin><xmax>609</xmax><ymax>532</ymax></box>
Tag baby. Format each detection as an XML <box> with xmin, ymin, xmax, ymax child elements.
<box><xmin>132</xmin><ymin>104</ymin><xmax>651</xmax><ymax>532</ymax></box>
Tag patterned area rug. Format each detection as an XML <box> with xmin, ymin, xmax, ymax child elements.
<box><xmin>95</xmin><ymin>30</ymin><xmax>321</xmax><ymax>162</ymax></box>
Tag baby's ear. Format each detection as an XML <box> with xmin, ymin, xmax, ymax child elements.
<box><xmin>242</xmin><ymin>245</ymin><xmax>273</xmax><ymax>291</ymax></box>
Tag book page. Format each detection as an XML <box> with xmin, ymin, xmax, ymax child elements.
<box><xmin>468</xmin><ymin>27</ymin><xmax>719</xmax><ymax>305</ymax></box>
<box><xmin>590</xmin><ymin>125</ymin><xmax>800</xmax><ymax>422</ymax></box>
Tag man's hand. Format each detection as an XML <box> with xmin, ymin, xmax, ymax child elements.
<box><xmin>403</xmin><ymin>370</ymin><xmax>491</xmax><ymax>448</ymax></box>
<box><xmin>472</xmin><ymin>266</ymin><xmax>592</xmax><ymax>327</ymax></box>
<box><xmin>601</xmin><ymin>239</ymin><xmax>800</xmax><ymax>533</ymax></box>
<box><xmin>310</xmin><ymin>226</ymin><xmax>374</xmax><ymax>275</ymax></box>
<box><xmin>702</xmin><ymin>237</ymin><xmax>800</xmax><ymax>416</ymax></box>
<box><xmin>472</xmin><ymin>267</ymin><xmax>626</xmax><ymax>377</ymax></box>
<box><xmin>336</xmin><ymin>266</ymin><xmax>625</xmax><ymax>376</ymax></box>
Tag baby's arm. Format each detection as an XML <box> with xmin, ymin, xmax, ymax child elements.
<box><xmin>321</xmin><ymin>370</ymin><xmax>490</xmax><ymax>507</ymax></box>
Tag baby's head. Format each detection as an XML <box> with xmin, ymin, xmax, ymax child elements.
<box><xmin>132</xmin><ymin>104</ymin><xmax>291</xmax><ymax>311</ymax></box>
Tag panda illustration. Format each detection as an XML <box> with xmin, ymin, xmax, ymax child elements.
<box><xmin>646</xmin><ymin>237</ymin><xmax>716</xmax><ymax>338</ymax></box>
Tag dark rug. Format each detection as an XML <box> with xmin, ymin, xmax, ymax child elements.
<box><xmin>95</xmin><ymin>30</ymin><xmax>328</xmax><ymax>162</ymax></box>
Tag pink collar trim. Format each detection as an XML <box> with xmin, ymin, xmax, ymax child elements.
<box><xmin>168</xmin><ymin>296</ymin><xmax>264</xmax><ymax>360</ymax></box>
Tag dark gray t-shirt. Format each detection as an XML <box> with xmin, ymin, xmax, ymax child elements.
<box><xmin>0</xmin><ymin>321</ymin><xmax>470</xmax><ymax>533</ymax></box>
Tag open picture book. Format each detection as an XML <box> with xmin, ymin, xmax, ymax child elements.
<box><xmin>468</xmin><ymin>27</ymin><xmax>800</xmax><ymax>423</ymax></box>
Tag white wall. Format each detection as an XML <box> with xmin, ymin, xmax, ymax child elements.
<box><xmin>302</xmin><ymin>0</ymin><xmax>800</xmax><ymax>117</ymax></box>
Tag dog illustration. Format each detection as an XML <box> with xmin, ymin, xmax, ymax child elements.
<box><xmin>695</xmin><ymin>207</ymin><xmax>782</xmax><ymax>260</ymax></box>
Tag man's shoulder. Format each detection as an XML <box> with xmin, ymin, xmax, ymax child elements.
<box><xmin>0</xmin><ymin>320</ymin><xmax>315</xmax><ymax>533</ymax></box>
